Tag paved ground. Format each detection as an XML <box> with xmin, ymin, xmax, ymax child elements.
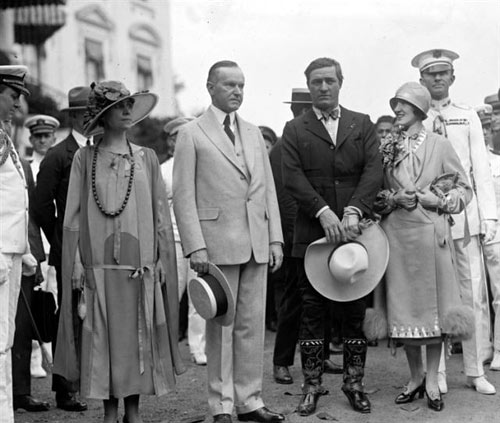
<box><xmin>15</xmin><ymin>330</ymin><xmax>500</xmax><ymax>423</ymax></box>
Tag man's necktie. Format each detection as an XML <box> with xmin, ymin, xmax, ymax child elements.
<box><xmin>321</xmin><ymin>108</ymin><xmax>339</xmax><ymax>121</ymax></box>
<box><xmin>223</xmin><ymin>114</ymin><xmax>235</xmax><ymax>145</ymax></box>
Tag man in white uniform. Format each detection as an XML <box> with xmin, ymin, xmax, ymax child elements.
<box><xmin>413</xmin><ymin>49</ymin><xmax>498</xmax><ymax>395</ymax></box>
<box><xmin>0</xmin><ymin>65</ymin><xmax>37</xmax><ymax>423</ymax></box>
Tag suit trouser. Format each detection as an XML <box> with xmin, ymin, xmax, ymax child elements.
<box><xmin>297</xmin><ymin>259</ymin><xmax>365</xmax><ymax>342</ymax></box>
<box><xmin>12</xmin><ymin>275</ymin><xmax>35</xmax><ymax>396</ymax></box>
<box><xmin>175</xmin><ymin>242</ymin><xmax>206</xmax><ymax>355</ymax></box>
<box><xmin>454</xmin><ymin>236</ymin><xmax>492</xmax><ymax>377</ymax></box>
<box><xmin>273</xmin><ymin>256</ymin><xmax>301</xmax><ymax>366</ymax></box>
<box><xmin>206</xmin><ymin>257</ymin><xmax>267</xmax><ymax>416</ymax></box>
<box><xmin>0</xmin><ymin>253</ymin><xmax>22</xmax><ymax>423</ymax></box>
<box><xmin>483</xmin><ymin>241</ymin><xmax>500</xmax><ymax>352</ymax></box>
<box><xmin>52</xmin><ymin>266</ymin><xmax>78</xmax><ymax>395</ymax></box>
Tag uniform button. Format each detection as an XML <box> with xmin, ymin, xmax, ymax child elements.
<box><xmin>240</xmin><ymin>176</ymin><xmax>245</xmax><ymax>180</ymax></box>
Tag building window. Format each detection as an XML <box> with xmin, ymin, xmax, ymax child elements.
<box><xmin>137</xmin><ymin>54</ymin><xmax>153</xmax><ymax>91</ymax></box>
<box><xmin>85</xmin><ymin>38</ymin><xmax>105</xmax><ymax>84</ymax></box>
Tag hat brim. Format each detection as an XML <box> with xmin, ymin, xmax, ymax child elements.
<box><xmin>60</xmin><ymin>105</ymin><xmax>87</xmax><ymax>112</ymax></box>
<box><xmin>189</xmin><ymin>262</ymin><xmax>235</xmax><ymax>326</ymax></box>
<box><xmin>83</xmin><ymin>92</ymin><xmax>158</xmax><ymax>137</ymax></box>
<box><xmin>283</xmin><ymin>100</ymin><xmax>313</xmax><ymax>104</ymax></box>
<box><xmin>304</xmin><ymin>223</ymin><xmax>389</xmax><ymax>302</ymax></box>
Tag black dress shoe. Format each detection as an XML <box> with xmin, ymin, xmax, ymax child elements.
<box><xmin>341</xmin><ymin>386</ymin><xmax>371</xmax><ymax>413</ymax></box>
<box><xmin>56</xmin><ymin>394</ymin><xmax>88</xmax><ymax>411</ymax></box>
<box><xmin>426</xmin><ymin>390</ymin><xmax>444</xmax><ymax>412</ymax></box>
<box><xmin>13</xmin><ymin>395</ymin><xmax>50</xmax><ymax>412</ymax></box>
<box><xmin>395</xmin><ymin>377</ymin><xmax>425</xmax><ymax>404</ymax></box>
<box><xmin>238</xmin><ymin>406</ymin><xmax>284</xmax><ymax>422</ymax></box>
<box><xmin>214</xmin><ymin>414</ymin><xmax>232</xmax><ymax>423</ymax></box>
<box><xmin>297</xmin><ymin>384</ymin><xmax>328</xmax><ymax>416</ymax></box>
<box><xmin>273</xmin><ymin>365</ymin><xmax>293</xmax><ymax>384</ymax></box>
<box><xmin>323</xmin><ymin>358</ymin><xmax>343</xmax><ymax>374</ymax></box>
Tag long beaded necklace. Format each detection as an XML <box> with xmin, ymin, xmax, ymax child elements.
<box><xmin>92</xmin><ymin>140</ymin><xmax>135</xmax><ymax>217</ymax></box>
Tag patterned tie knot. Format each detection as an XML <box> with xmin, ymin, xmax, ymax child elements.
<box><xmin>322</xmin><ymin>109</ymin><xmax>339</xmax><ymax>121</ymax></box>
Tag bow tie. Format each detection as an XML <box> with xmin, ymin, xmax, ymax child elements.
<box><xmin>321</xmin><ymin>109</ymin><xmax>339</xmax><ymax>121</ymax></box>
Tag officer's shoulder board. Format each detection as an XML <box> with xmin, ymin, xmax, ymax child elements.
<box><xmin>452</xmin><ymin>102</ymin><xmax>471</xmax><ymax>111</ymax></box>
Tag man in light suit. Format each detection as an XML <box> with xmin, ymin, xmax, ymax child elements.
<box><xmin>281</xmin><ymin>57</ymin><xmax>383</xmax><ymax>416</ymax></box>
<box><xmin>173</xmin><ymin>61</ymin><xmax>284</xmax><ymax>423</ymax></box>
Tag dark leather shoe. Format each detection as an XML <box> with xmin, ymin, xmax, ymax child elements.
<box><xmin>214</xmin><ymin>414</ymin><xmax>232</xmax><ymax>423</ymax></box>
<box><xmin>323</xmin><ymin>358</ymin><xmax>343</xmax><ymax>374</ymax></box>
<box><xmin>238</xmin><ymin>406</ymin><xmax>284</xmax><ymax>422</ymax></box>
<box><xmin>297</xmin><ymin>384</ymin><xmax>328</xmax><ymax>416</ymax></box>
<box><xmin>273</xmin><ymin>365</ymin><xmax>293</xmax><ymax>384</ymax></box>
<box><xmin>56</xmin><ymin>393</ymin><xmax>88</xmax><ymax>412</ymax></box>
<box><xmin>426</xmin><ymin>390</ymin><xmax>444</xmax><ymax>412</ymax></box>
<box><xmin>13</xmin><ymin>395</ymin><xmax>50</xmax><ymax>412</ymax></box>
<box><xmin>341</xmin><ymin>386</ymin><xmax>371</xmax><ymax>413</ymax></box>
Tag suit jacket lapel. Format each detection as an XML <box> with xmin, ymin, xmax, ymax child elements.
<box><xmin>236</xmin><ymin>114</ymin><xmax>255</xmax><ymax>179</ymax></box>
<box><xmin>335</xmin><ymin>107</ymin><xmax>356</xmax><ymax>148</ymax></box>
<box><xmin>303</xmin><ymin>109</ymin><xmax>332</xmax><ymax>145</ymax></box>
<box><xmin>198</xmin><ymin>109</ymin><xmax>246</xmax><ymax>177</ymax></box>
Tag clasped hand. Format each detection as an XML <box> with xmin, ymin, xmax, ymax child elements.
<box><xmin>416</xmin><ymin>186</ymin><xmax>440</xmax><ymax>209</ymax></box>
<box><xmin>393</xmin><ymin>189</ymin><xmax>417</xmax><ymax>210</ymax></box>
<box><xmin>319</xmin><ymin>209</ymin><xmax>361</xmax><ymax>244</ymax></box>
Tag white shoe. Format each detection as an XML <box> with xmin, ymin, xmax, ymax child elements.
<box><xmin>30</xmin><ymin>365</ymin><xmax>47</xmax><ymax>378</ymax></box>
<box><xmin>467</xmin><ymin>376</ymin><xmax>496</xmax><ymax>395</ymax></box>
<box><xmin>30</xmin><ymin>342</ymin><xmax>47</xmax><ymax>378</ymax></box>
<box><xmin>490</xmin><ymin>352</ymin><xmax>500</xmax><ymax>371</ymax></box>
<box><xmin>191</xmin><ymin>352</ymin><xmax>207</xmax><ymax>366</ymax></box>
<box><xmin>438</xmin><ymin>371</ymin><xmax>448</xmax><ymax>394</ymax></box>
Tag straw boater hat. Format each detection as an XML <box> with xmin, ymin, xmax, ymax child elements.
<box><xmin>189</xmin><ymin>263</ymin><xmax>235</xmax><ymax>326</ymax></box>
<box><xmin>163</xmin><ymin>116</ymin><xmax>194</xmax><ymax>136</ymax></box>
<box><xmin>304</xmin><ymin>223</ymin><xmax>389</xmax><ymax>302</ymax></box>
<box><xmin>83</xmin><ymin>80</ymin><xmax>158</xmax><ymax>137</ymax></box>
<box><xmin>283</xmin><ymin>88</ymin><xmax>312</xmax><ymax>104</ymax></box>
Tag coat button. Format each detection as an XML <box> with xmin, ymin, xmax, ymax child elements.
<box><xmin>330</xmin><ymin>146</ymin><xmax>334</xmax><ymax>150</ymax></box>
<box><xmin>240</xmin><ymin>176</ymin><xmax>245</xmax><ymax>180</ymax></box>
<box><xmin>334</xmin><ymin>180</ymin><xmax>339</xmax><ymax>185</ymax></box>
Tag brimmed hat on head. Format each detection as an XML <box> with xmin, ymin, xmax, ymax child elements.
<box><xmin>0</xmin><ymin>65</ymin><xmax>30</xmax><ymax>96</ymax></box>
<box><xmin>189</xmin><ymin>263</ymin><xmax>235</xmax><ymax>326</ymax></box>
<box><xmin>283</xmin><ymin>88</ymin><xmax>312</xmax><ymax>104</ymax></box>
<box><xmin>390</xmin><ymin>82</ymin><xmax>431</xmax><ymax>118</ymax></box>
<box><xmin>25</xmin><ymin>114</ymin><xmax>60</xmax><ymax>134</ymax></box>
<box><xmin>61</xmin><ymin>86</ymin><xmax>91</xmax><ymax>112</ymax></box>
<box><xmin>475</xmin><ymin>104</ymin><xmax>493</xmax><ymax>126</ymax></box>
<box><xmin>411</xmin><ymin>49</ymin><xmax>459</xmax><ymax>73</ymax></box>
<box><xmin>304</xmin><ymin>223</ymin><xmax>389</xmax><ymax>302</ymax></box>
<box><xmin>163</xmin><ymin>116</ymin><xmax>194</xmax><ymax>136</ymax></box>
<box><xmin>484</xmin><ymin>93</ymin><xmax>500</xmax><ymax>111</ymax></box>
<box><xmin>83</xmin><ymin>80</ymin><xmax>158</xmax><ymax>137</ymax></box>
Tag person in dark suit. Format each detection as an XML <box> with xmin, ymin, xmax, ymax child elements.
<box><xmin>31</xmin><ymin>87</ymin><xmax>91</xmax><ymax>412</ymax></box>
<box><xmin>281</xmin><ymin>57</ymin><xmax>383</xmax><ymax>415</ymax></box>
<box><xmin>11</xmin><ymin>157</ymin><xmax>51</xmax><ymax>412</ymax></box>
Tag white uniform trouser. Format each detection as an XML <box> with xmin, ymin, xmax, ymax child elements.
<box><xmin>454</xmin><ymin>235</ymin><xmax>492</xmax><ymax>377</ymax></box>
<box><xmin>484</xmin><ymin>241</ymin><xmax>500</xmax><ymax>352</ymax></box>
<box><xmin>176</xmin><ymin>241</ymin><xmax>206</xmax><ymax>355</ymax></box>
<box><xmin>0</xmin><ymin>253</ymin><xmax>22</xmax><ymax>423</ymax></box>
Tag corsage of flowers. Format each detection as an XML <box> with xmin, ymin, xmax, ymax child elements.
<box><xmin>379</xmin><ymin>129</ymin><xmax>407</xmax><ymax>170</ymax></box>
<box><xmin>83</xmin><ymin>81</ymin><xmax>131</xmax><ymax>129</ymax></box>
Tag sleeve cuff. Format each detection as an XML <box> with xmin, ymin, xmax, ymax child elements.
<box><xmin>315</xmin><ymin>206</ymin><xmax>330</xmax><ymax>219</ymax></box>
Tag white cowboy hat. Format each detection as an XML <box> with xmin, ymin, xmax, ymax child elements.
<box><xmin>304</xmin><ymin>223</ymin><xmax>389</xmax><ymax>302</ymax></box>
<box><xmin>188</xmin><ymin>263</ymin><xmax>235</xmax><ymax>326</ymax></box>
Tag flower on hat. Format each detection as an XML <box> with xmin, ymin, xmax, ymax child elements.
<box><xmin>83</xmin><ymin>81</ymin><xmax>131</xmax><ymax>131</ymax></box>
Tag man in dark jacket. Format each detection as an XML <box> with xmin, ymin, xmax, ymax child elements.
<box><xmin>31</xmin><ymin>87</ymin><xmax>91</xmax><ymax>412</ymax></box>
<box><xmin>281</xmin><ymin>57</ymin><xmax>383</xmax><ymax>415</ymax></box>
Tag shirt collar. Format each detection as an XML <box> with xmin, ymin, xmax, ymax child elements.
<box><xmin>430</xmin><ymin>97</ymin><xmax>451</xmax><ymax>111</ymax></box>
<box><xmin>312</xmin><ymin>105</ymin><xmax>341</xmax><ymax>121</ymax></box>
<box><xmin>72</xmin><ymin>129</ymin><xmax>88</xmax><ymax>147</ymax></box>
<box><xmin>210</xmin><ymin>104</ymin><xmax>236</xmax><ymax>126</ymax></box>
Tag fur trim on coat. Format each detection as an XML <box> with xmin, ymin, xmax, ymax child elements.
<box><xmin>442</xmin><ymin>306</ymin><xmax>475</xmax><ymax>341</ymax></box>
<box><xmin>363</xmin><ymin>307</ymin><xmax>388</xmax><ymax>341</ymax></box>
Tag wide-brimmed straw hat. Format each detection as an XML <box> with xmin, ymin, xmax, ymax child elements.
<box><xmin>304</xmin><ymin>223</ymin><xmax>389</xmax><ymax>302</ymax></box>
<box><xmin>189</xmin><ymin>263</ymin><xmax>235</xmax><ymax>326</ymax></box>
<box><xmin>83</xmin><ymin>80</ymin><xmax>158</xmax><ymax>136</ymax></box>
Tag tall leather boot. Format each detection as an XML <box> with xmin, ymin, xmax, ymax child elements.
<box><xmin>297</xmin><ymin>339</ymin><xmax>328</xmax><ymax>416</ymax></box>
<box><xmin>341</xmin><ymin>338</ymin><xmax>371</xmax><ymax>413</ymax></box>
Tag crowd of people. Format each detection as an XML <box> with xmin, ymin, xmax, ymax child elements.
<box><xmin>0</xmin><ymin>46</ymin><xmax>499</xmax><ymax>423</ymax></box>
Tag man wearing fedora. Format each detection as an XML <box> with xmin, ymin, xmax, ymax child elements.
<box><xmin>0</xmin><ymin>64</ymin><xmax>38</xmax><ymax>423</ymax></box>
<box><xmin>31</xmin><ymin>87</ymin><xmax>91</xmax><ymax>412</ymax></box>
<box><xmin>281</xmin><ymin>57</ymin><xmax>383</xmax><ymax>415</ymax></box>
<box><xmin>413</xmin><ymin>49</ymin><xmax>498</xmax><ymax>395</ymax></box>
<box><xmin>173</xmin><ymin>60</ymin><xmax>284</xmax><ymax>423</ymax></box>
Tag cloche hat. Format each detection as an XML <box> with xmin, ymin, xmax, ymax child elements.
<box><xmin>390</xmin><ymin>82</ymin><xmax>431</xmax><ymax>118</ymax></box>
